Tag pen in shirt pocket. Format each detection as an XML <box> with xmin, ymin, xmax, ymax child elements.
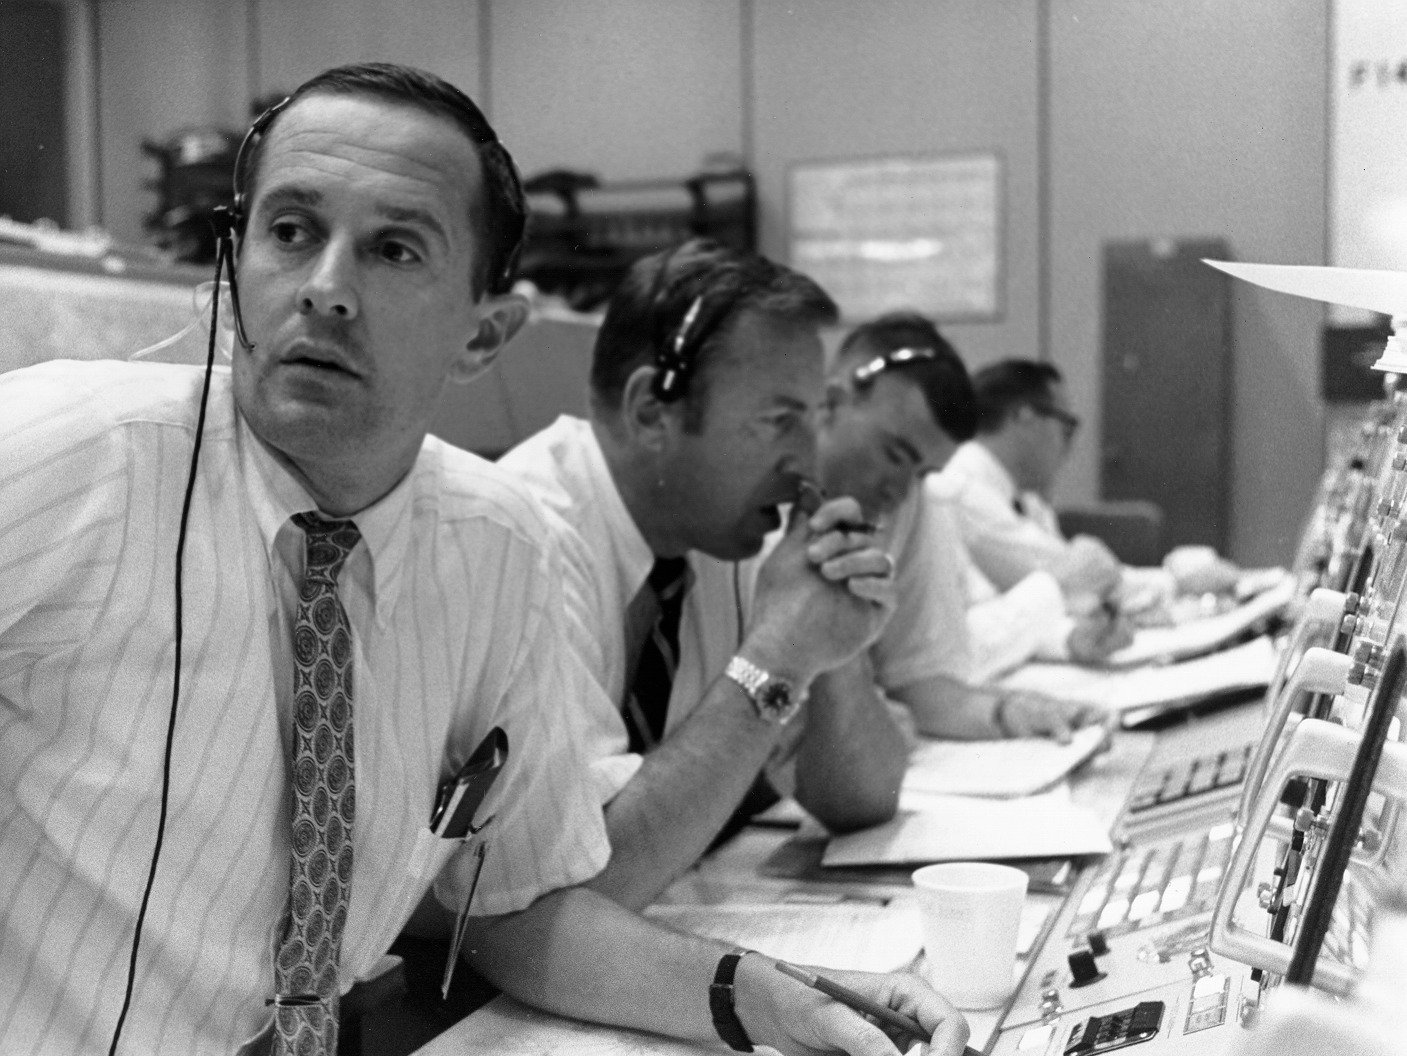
<box><xmin>431</xmin><ymin>727</ymin><xmax>509</xmax><ymax>995</ymax></box>
<box><xmin>431</xmin><ymin>726</ymin><xmax>508</xmax><ymax>839</ymax></box>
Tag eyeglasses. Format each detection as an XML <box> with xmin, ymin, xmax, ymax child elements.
<box><xmin>1028</xmin><ymin>401</ymin><xmax>1081</xmax><ymax>442</ymax></box>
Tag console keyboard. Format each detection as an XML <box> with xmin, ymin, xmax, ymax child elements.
<box><xmin>1067</xmin><ymin>823</ymin><xmax>1236</xmax><ymax>940</ymax></box>
<box><xmin>1126</xmin><ymin>743</ymin><xmax>1253</xmax><ymax>814</ymax></box>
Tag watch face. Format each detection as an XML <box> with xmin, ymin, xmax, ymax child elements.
<box><xmin>758</xmin><ymin>679</ymin><xmax>797</xmax><ymax>720</ymax></box>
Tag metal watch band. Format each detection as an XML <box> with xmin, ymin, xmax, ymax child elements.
<box><xmin>709</xmin><ymin>948</ymin><xmax>754</xmax><ymax>1053</ymax></box>
<box><xmin>724</xmin><ymin>655</ymin><xmax>769</xmax><ymax>701</ymax></box>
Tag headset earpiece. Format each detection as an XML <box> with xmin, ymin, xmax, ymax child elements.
<box><xmin>851</xmin><ymin>346</ymin><xmax>939</xmax><ymax>388</ymax></box>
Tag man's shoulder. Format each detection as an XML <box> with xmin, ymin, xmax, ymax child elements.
<box><xmin>498</xmin><ymin>415</ymin><xmax>593</xmax><ymax>508</ymax></box>
<box><xmin>2</xmin><ymin>359</ymin><xmax>224</xmax><ymax>450</ymax></box>
<box><xmin>419</xmin><ymin>435</ymin><xmax>558</xmax><ymax>548</ymax></box>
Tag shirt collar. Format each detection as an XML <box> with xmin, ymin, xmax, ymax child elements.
<box><xmin>957</xmin><ymin>440</ymin><xmax>1020</xmax><ymax>504</ymax></box>
<box><xmin>576</xmin><ymin>419</ymin><xmax>657</xmax><ymax>598</ymax></box>
<box><xmin>236</xmin><ymin>408</ymin><xmax>414</xmax><ymax>628</ymax></box>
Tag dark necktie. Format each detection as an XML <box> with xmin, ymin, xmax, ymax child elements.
<box><xmin>623</xmin><ymin>556</ymin><xmax>692</xmax><ymax>753</ymax></box>
<box><xmin>272</xmin><ymin>513</ymin><xmax>361</xmax><ymax>1056</ymax></box>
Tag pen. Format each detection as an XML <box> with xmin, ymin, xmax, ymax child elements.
<box><xmin>772</xmin><ymin>960</ymin><xmax>982</xmax><ymax>1055</ymax></box>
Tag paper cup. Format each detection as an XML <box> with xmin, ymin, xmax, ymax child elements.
<box><xmin>911</xmin><ymin>861</ymin><xmax>1028</xmax><ymax>1010</ymax></box>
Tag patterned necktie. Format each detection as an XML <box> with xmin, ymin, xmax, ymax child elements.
<box><xmin>272</xmin><ymin>513</ymin><xmax>361</xmax><ymax>1056</ymax></box>
<box><xmin>623</xmin><ymin>556</ymin><xmax>692</xmax><ymax>753</ymax></box>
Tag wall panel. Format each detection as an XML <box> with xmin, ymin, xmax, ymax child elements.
<box><xmin>749</xmin><ymin>0</ymin><xmax>1040</xmax><ymax>370</ymax></box>
<box><xmin>1049</xmin><ymin>0</ymin><xmax>1327</xmax><ymax>564</ymax></box>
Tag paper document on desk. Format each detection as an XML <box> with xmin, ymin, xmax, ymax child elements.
<box><xmin>644</xmin><ymin>901</ymin><xmax>921</xmax><ymax>973</ymax></box>
<box><xmin>1101</xmin><ymin>576</ymin><xmax>1293</xmax><ymax>668</ymax></box>
<box><xmin>1000</xmin><ymin>635</ymin><xmax>1276</xmax><ymax>719</ymax></box>
<box><xmin>902</xmin><ymin>725</ymin><xmax>1107</xmax><ymax>799</ymax></box>
<box><xmin>823</xmin><ymin>791</ymin><xmax>1112</xmax><ymax>867</ymax></box>
<box><xmin>412</xmin><ymin>993</ymin><xmax>715</xmax><ymax>1055</ymax></box>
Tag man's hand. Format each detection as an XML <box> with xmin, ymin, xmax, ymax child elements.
<box><xmin>746</xmin><ymin>496</ymin><xmax>896</xmax><ymax>685</ymax></box>
<box><xmin>994</xmin><ymin>690</ymin><xmax>1107</xmax><ymax>744</ymax></box>
<box><xmin>1053</xmin><ymin>534</ymin><xmax>1122</xmax><ymax>598</ymax></box>
<box><xmin>733</xmin><ymin>952</ymin><xmax>970</xmax><ymax>1056</ymax></box>
<box><xmin>1065</xmin><ymin>609</ymin><xmax>1134</xmax><ymax>664</ymax></box>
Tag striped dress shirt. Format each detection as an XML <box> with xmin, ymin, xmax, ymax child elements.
<box><xmin>0</xmin><ymin>360</ymin><xmax>609</xmax><ymax>1055</ymax></box>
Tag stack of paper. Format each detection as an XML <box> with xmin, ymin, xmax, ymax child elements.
<box><xmin>822</xmin><ymin>790</ymin><xmax>1113</xmax><ymax>867</ymax></box>
<box><xmin>999</xmin><ymin>634</ymin><xmax>1276</xmax><ymax>722</ymax></box>
<box><xmin>644</xmin><ymin>901</ymin><xmax>921</xmax><ymax>973</ymax></box>
<box><xmin>902</xmin><ymin>725</ymin><xmax>1107</xmax><ymax>799</ymax></box>
<box><xmin>1102</xmin><ymin>576</ymin><xmax>1293</xmax><ymax>668</ymax></box>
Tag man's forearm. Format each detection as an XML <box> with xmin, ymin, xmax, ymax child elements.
<box><xmin>464</xmin><ymin>887</ymin><xmax>727</xmax><ymax>1040</ymax></box>
<box><xmin>893</xmin><ymin>673</ymin><xmax>1002</xmax><ymax>740</ymax></box>
<box><xmin>794</xmin><ymin>660</ymin><xmax>907</xmax><ymax>832</ymax></box>
<box><xmin>588</xmin><ymin>678</ymin><xmax>780</xmax><ymax>911</ymax></box>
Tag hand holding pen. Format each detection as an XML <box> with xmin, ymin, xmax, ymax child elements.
<box><xmin>730</xmin><ymin>950</ymin><xmax>972</xmax><ymax>1056</ymax></box>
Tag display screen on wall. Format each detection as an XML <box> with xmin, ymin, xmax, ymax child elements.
<box><xmin>1332</xmin><ymin>0</ymin><xmax>1407</xmax><ymax>322</ymax></box>
<box><xmin>788</xmin><ymin>152</ymin><xmax>1002</xmax><ymax>323</ymax></box>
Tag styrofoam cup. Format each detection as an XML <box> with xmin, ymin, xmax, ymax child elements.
<box><xmin>911</xmin><ymin>861</ymin><xmax>1028</xmax><ymax>1010</ymax></box>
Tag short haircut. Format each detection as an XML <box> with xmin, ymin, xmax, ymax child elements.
<box><xmin>970</xmin><ymin>359</ymin><xmax>1065</xmax><ymax>434</ymax></box>
<box><xmin>589</xmin><ymin>238</ymin><xmax>838</xmax><ymax>430</ymax></box>
<box><xmin>837</xmin><ymin>311</ymin><xmax>978</xmax><ymax>442</ymax></box>
<box><xmin>240</xmin><ymin>61</ymin><xmax>526</xmax><ymax>297</ymax></box>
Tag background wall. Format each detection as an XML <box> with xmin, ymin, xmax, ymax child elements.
<box><xmin>48</xmin><ymin>0</ymin><xmax>1329</xmax><ymax>565</ymax></box>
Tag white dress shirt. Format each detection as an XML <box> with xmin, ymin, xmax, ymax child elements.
<box><xmin>0</xmin><ymin>361</ymin><xmax>609</xmax><ymax>1055</ymax></box>
<box><xmin>500</xmin><ymin>416</ymin><xmax>759</xmax><ymax>801</ymax></box>
<box><xmin>929</xmin><ymin>440</ymin><xmax>1071</xmax><ymax>591</ymax></box>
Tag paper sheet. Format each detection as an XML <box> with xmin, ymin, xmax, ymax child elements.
<box><xmin>902</xmin><ymin>725</ymin><xmax>1107</xmax><ymax>799</ymax></box>
<box><xmin>1101</xmin><ymin>577</ymin><xmax>1293</xmax><ymax>668</ymax></box>
<box><xmin>999</xmin><ymin>635</ymin><xmax>1276</xmax><ymax>718</ymax></box>
<box><xmin>644</xmin><ymin>901</ymin><xmax>922</xmax><ymax>974</ymax></box>
<box><xmin>822</xmin><ymin>791</ymin><xmax>1113</xmax><ymax>867</ymax></box>
<box><xmin>411</xmin><ymin>994</ymin><xmax>716</xmax><ymax>1055</ymax></box>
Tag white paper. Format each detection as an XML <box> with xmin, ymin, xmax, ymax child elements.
<box><xmin>1101</xmin><ymin>576</ymin><xmax>1293</xmax><ymax>668</ymax></box>
<box><xmin>823</xmin><ymin>791</ymin><xmax>1113</xmax><ymax>867</ymax></box>
<box><xmin>999</xmin><ymin>635</ymin><xmax>1276</xmax><ymax>718</ymax></box>
<box><xmin>902</xmin><ymin>725</ymin><xmax>1107</xmax><ymax>799</ymax></box>
<box><xmin>411</xmin><ymin>994</ymin><xmax>716</xmax><ymax>1055</ymax></box>
<box><xmin>644</xmin><ymin>901</ymin><xmax>922</xmax><ymax>974</ymax></box>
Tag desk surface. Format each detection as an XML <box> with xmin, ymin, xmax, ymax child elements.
<box><xmin>409</xmin><ymin>709</ymin><xmax>1273</xmax><ymax>1055</ymax></box>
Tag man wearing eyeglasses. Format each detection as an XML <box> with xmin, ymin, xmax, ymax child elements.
<box><xmin>931</xmin><ymin>359</ymin><xmax>1239</xmax><ymax>624</ymax></box>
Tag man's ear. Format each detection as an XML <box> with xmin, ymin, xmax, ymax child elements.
<box><xmin>619</xmin><ymin>364</ymin><xmax>676</xmax><ymax>452</ymax></box>
<box><xmin>820</xmin><ymin>378</ymin><xmax>849</xmax><ymax>423</ymax></box>
<box><xmin>448</xmin><ymin>292</ymin><xmax>530</xmax><ymax>385</ymax></box>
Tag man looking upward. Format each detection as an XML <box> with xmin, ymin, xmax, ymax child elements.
<box><xmin>0</xmin><ymin>65</ymin><xmax>966</xmax><ymax>1056</ymax></box>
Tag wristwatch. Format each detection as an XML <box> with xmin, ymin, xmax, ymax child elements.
<box><xmin>725</xmin><ymin>656</ymin><xmax>804</xmax><ymax>725</ymax></box>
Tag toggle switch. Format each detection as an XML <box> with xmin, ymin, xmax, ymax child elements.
<box><xmin>1067</xmin><ymin>947</ymin><xmax>1106</xmax><ymax>988</ymax></box>
<box><xmin>1085</xmin><ymin>930</ymin><xmax>1109</xmax><ymax>956</ymax></box>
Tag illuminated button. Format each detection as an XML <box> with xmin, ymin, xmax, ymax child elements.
<box><xmin>1129</xmin><ymin>891</ymin><xmax>1161</xmax><ymax>921</ymax></box>
<box><xmin>1159</xmin><ymin>876</ymin><xmax>1192</xmax><ymax>913</ymax></box>
<box><xmin>1019</xmin><ymin>1023</ymin><xmax>1055</xmax><ymax>1050</ymax></box>
<box><xmin>1192</xmin><ymin>973</ymin><xmax>1229</xmax><ymax>998</ymax></box>
<box><xmin>1098</xmin><ymin>898</ymin><xmax>1130</xmax><ymax>929</ymax></box>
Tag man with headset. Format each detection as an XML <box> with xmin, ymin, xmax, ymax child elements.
<box><xmin>0</xmin><ymin>64</ymin><xmax>966</xmax><ymax>1056</ymax></box>
<box><xmin>800</xmin><ymin>311</ymin><xmax>1110</xmax><ymax>744</ymax></box>
<box><xmin>497</xmin><ymin>239</ymin><xmax>910</xmax><ymax>915</ymax></box>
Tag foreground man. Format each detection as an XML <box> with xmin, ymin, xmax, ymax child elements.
<box><xmin>808</xmin><ymin>312</ymin><xmax>1107</xmax><ymax>742</ymax></box>
<box><xmin>0</xmin><ymin>64</ymin><xmax>965</xmax><ymax>1056</ymax></box>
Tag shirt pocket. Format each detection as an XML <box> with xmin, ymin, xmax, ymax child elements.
<box><xmin>347</xmin><ymin>826</ymin><xmax>465</xmax><ymax>981</ymax></box>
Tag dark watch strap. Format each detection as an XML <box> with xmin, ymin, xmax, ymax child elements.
<box><xmin>709</xmin><ymin>948</ymin><xmax>754</xmax><ymax>1052</ymax></box>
